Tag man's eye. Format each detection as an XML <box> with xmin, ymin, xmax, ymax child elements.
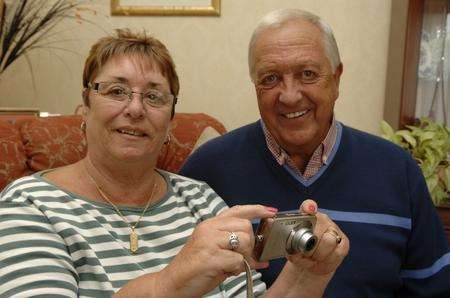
<box><xmin>301</xmin><ymin>70</ymin><xmax>318</xmax><ymax>82</ymax></box>
<box><xmin>260</xmin><ymin>74</ymin><xmax>279</xmax><ymax>85</ymax></box>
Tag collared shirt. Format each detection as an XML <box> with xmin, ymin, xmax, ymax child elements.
<box><xmin>262</xmin><ymin>117</ymin><xmax>338</xmax><ymax>180</ymax></box>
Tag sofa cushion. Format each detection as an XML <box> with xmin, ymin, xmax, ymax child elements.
<box><xmin>0</xmin><ymin>120</ymin><xmax>30</xmax><ymax>191</ymax></box>
<box><xmin>21</xmin><ymin>115</ymin><xmax>87</xmax><ymax>171</ymax></box>
<box><xmin>17</xmin><ymin>113</ymin><xmax>226</xmax><ymax>174</ymax></box>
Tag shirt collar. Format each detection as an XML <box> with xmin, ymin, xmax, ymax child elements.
<box><xmin>261</xmin><ymin>116</ymin><xmax>338</xmax><ymax>167</ymax></box>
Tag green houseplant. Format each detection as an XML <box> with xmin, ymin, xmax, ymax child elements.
<box><xmin>380</xmin><ymin>118</ymin><xmax>450</xmax><ymax>205</ymax></box>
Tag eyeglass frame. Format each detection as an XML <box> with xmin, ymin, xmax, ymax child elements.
<box><xmin>86</xmin><ymin>81</ymin><xmax>178</xmax><ymax>117</ymax></box>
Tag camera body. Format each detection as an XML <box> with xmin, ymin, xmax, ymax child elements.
<box><xmin>253</xmin><ymin>211</ymin><xmax>317</xmax><ymax>262</ymax></box>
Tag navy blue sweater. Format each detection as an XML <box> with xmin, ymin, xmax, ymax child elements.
<box><xmin>180</xmin><ymin>121</ymin><xmax>450</xmax><ymax>297</ymax></box>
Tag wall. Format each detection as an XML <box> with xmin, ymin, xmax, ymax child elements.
<box><xmin>0</xmin><ymin>0</ymin><xmax>392</xmax><ymax>135</ymax></box>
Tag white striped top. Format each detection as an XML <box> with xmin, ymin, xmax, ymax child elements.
<box><xmin>0</xmin><ymin>170</ymin><xmax>266</xmax><ymax>297</ymax></box>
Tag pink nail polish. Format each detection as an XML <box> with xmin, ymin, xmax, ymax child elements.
<box><xmin>266</xmin><ymin>207</ymin><xmax>278</xmax><ymax>213</ymax></box>
<box><xmin>308</xmin><ymin>205</ymin><xmax>316</xmax><ymax>213</ymax></box>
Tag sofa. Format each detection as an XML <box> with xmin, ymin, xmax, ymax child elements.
<box><xmin>0</xmin><ymin>113</ymin><xmax>226</xmax><ymax>191</ymax></box>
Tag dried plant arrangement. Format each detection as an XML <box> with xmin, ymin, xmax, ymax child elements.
<box><xmin>0</xmin><ymin>0</ymin><xmax>93</xmax><ymax>75</ymax></box>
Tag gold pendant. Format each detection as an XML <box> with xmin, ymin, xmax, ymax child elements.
<box><xmin>130</xmin><ymin>229</ymin><xmax>139</xmax><ymax>253</ymax></box>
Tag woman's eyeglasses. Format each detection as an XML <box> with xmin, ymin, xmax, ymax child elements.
<box><xmin>88</xmin><ymin>82</ymin><xmax>177</xmax><ymax>108</ymax></box>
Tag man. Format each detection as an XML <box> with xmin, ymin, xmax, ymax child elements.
<box><xmin>180</xmin><ymin>8</ymin><xmax>450</xmax><ymax>297</ymax></box>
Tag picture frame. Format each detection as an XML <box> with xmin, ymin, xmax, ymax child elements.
<box><xmin>111</xmin><ymin>0</ymin><xmax>220</xmax><ymax>16</ymax></box>
<box><xmin>0</xmin><ymin>108</ymin><xmax>40</xmax><ymax>116</ymax></box>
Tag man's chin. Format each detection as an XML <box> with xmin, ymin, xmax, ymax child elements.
<box><xmin>278</xmin><ymin>131</ymin><xmax>317</xmax><ymax>153</ymax></box>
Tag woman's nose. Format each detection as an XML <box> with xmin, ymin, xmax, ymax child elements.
<box><xmin>124</xmin><ymin>93</ymin><xmax>146</xmax><ymax>119</ymax></box>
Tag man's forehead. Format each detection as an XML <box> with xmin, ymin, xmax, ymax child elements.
<box><xmin>252</xmin><ymin>22</ymin><xmax>325</xmax><ymax>58</ymax></box>
<box><xmin>256</xmin><ymin>20</ymin><xmax>323</xmax><ymax>47</ymax></box>
<box><xmin>253</xmin><ymin>39</ymin><xmax>327</xmax><ymax>72</ymax></box>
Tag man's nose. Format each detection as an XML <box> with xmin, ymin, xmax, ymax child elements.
<box><xmin>279</xmin><ymin>76</ymin><xmax>302</xmax><ymax>105</ymax></box>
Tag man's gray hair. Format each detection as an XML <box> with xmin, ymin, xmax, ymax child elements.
<box><xmin>248</xmin><ymin>9</ymin><xmax>341</xmax><ymax>80</ymax></box>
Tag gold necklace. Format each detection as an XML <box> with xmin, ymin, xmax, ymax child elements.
<box><xmin>84</xmin><ymin>164</ymin><xmax>158</xmax><ymax>254</ymax></box>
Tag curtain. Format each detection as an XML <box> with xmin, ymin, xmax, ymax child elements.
<box><xmin>416</xmin><ymin>0</ymin><xmax>449</xmax><ymax>125</ymax></box>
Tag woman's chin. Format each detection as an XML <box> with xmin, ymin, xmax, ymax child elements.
<box><xmin>111</xmin><ymin>148</ymin><xmax>157</xmax><ymax>163</ymax></box>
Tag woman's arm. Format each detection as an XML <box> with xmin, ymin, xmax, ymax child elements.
<box><xmin>0</xmin><ymin>201</ymin><xmax>78</xmax><ymax>297</ymax></box>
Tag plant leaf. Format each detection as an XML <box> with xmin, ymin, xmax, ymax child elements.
<box><xmin>396</xmin><ymin>130</ymin><xmax>417</xmax><ymax>148</ymax></box>
<box><xmin>419</xmin><ymin>131</ymin><xmax>435</xmax><ymax>143</ymax></box>
<box><xmin>382</xmin><ymin>117</ymin><xmax>449</xmax><ymax>205</ymax></box>
<box><xmin>380</xmin><ymin>120</ymin><xmax>395</xmax><ymax>137</ymax></box>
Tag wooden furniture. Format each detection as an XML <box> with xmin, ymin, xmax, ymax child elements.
<box><xmin>436</xmin><ymin>203</ymin><xmax>450</xmax><ymax>244</ymax></box>
<box><xmin>397</xmin><ymin>0</ymin><xmax>450</xmax><ymax>244</ymax></box>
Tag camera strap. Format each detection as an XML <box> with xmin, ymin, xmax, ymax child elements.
<box><xmin>243</xmin><ymin>258</ymin><xmax>254</xmax><ymax>298</ymax></box>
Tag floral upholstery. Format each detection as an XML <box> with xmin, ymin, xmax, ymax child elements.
<box><xmin>0</xmin><ymin>121</ymin><xmax>31</xmax><ymax>189</ymax></box>
<box><xmin>22</xmin><ymin>116</ymin><xmax>87</xmax><ymax>172</ymax></box>
<box><xmin>0</xmin><ymin>113</ymin><xmax>226</xmax><ymax>191</ymax></box>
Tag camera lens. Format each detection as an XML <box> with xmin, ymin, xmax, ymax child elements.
<box><xmin>289</xmin><ymin>227</ymin><xmax>318</xmax><ymax>254</ymax></box>
<box><xmin>304</xmin><ymin>236</ymin><xmax>317</xmax><ymax>252</ymax></box>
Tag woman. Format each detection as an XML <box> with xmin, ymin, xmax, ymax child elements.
<box><xmin>0</xmin><ymin>29</ymin><xmax>349</xmax><ymax>297</ymax></box>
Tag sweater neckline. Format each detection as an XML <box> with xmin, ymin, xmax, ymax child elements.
<box><xmin>253</xmin><ymin>120</ymin><xmax>344</xmax><ymax>188</ymax></box>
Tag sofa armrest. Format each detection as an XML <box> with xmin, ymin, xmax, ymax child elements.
<box><xmin>157</xmin><ymin>113</ymin><xmax>226</xmax><ymax>173</ymax></box>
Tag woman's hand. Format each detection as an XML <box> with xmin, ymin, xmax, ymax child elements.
<box><xmin>286</xmin><ymin>199</ymin><xmax>349</xmax><ymax>276</ymax></box>
<box><xmin>161</xmin><ymin>204</ymin><xmax>277</xmax><ymax>297</ymax></box>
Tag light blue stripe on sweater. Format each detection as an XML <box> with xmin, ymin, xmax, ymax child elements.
<box><xmin>400</xmin><ymin>252</ymin><xmax>450</xmax><ymax>279</ymax></box>
<box><xmin>252</xmin><ymin>208</ymin><xmax>411</xmax><ymax>230</ymax></box>
<box><xmin>319</xmin><ymin>208</ymin><xmax>412</xmax><ymax>229</ymax></box>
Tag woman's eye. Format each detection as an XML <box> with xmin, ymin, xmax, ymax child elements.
<box><xmin>109</xmin><ymin>88</ymin><xmax>126</xmax><ymax>95</ymax></box>
<box><xmin>145</xmin><ymin>92</ymin><xmax>160</xmax><ymax>101</ymax></box>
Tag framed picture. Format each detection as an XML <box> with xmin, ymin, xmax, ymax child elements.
<box><xmin>0</xmin><ymin>108</ymin><xmax>40</xmax><ymax>116</ymax></box>
<box><xmin>111</xmin><ymin>0</ymin><xmax>220</xmax><ymax>16</ymax></box>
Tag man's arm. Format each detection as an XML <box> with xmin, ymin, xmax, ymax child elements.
<box><xmin>400</xmin><ymin>159</ymin><xmax>450</xmax><ymax>296</ymax></box>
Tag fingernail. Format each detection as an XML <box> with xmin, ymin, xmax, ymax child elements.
<box><xmin>266</xmin><ymin>207</ymin><xmax>278</xmax><ymax>213</ymax></box>
<box><xmin>308</xmin><ymin>205</ymin><xmax>316</xmax><ymax>213</ymax></box>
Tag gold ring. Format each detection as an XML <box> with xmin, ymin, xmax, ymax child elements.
<box><xmin>324</xmin><ymin>227</ymin><xmax>342</xmax><ymax>244</ymax></box>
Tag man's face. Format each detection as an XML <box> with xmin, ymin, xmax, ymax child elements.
<box><xmin>251</xmin><ymin>20</ymin><xmax>342</xmax><ymax>157</ymax></box>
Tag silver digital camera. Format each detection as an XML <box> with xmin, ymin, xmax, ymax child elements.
<box><xmin>253</xmin><ymin>211</ymin><xmax>317</xmax><ymax>262</ymax></box>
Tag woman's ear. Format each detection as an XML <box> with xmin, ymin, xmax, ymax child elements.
<box><xmin>82</xmin><ymin>88</ymin><xmax>90</xmax><ymax>107</ymax></box>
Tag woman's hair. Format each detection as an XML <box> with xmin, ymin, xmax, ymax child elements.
<box><xmin>248</xmin><ymin>9</ymin><xmax>341</xmax><ymax>81</ymax></box>
<box><xmin>82</xmin><ymin>28</ymin><xmax>179</xmax><ymax>114</ymax></box>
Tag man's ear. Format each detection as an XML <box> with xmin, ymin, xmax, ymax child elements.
<box><xmin>333</xmin><ymin>63</ymin><xmax>344</xmax><ymax>87</ymax></box>
<box><xmin>332</xmin><ymin>63</ymin><xmax>343</xmax><ymax>100</ymax></box>
<box><xmin>334</xmin><ymin>63</ymin><xmax>343</xmax><ymax>85</ymax></box>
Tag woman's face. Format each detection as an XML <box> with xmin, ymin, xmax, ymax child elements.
<box><xmin>84</xmin><ymin>54</ymin><xmax>173</xmax><ymax>164</ymax></box>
